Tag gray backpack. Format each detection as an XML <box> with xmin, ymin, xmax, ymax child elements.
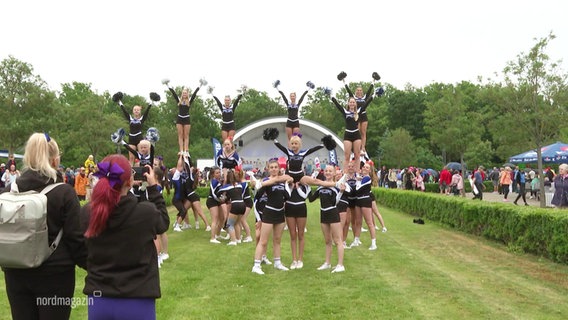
<box><xmin>0</xmin><ymin>181</ymin><xmax>64</xmax><ymax>268</ymax></box>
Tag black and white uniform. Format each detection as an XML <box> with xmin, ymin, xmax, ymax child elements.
<box><xmin>332</xmin><ymin>97</ymin><xmax>361</xmax><ymax>142</ymax></box>
<box><xmin>183</xmin><ymin>167</ymin><xmax>200</xmax><ymax>203</ymax></box>
<box><xmin>355</xmin><ymin>175</ymin><xmax>372</xmax><ymax>208</ymax></box>
<box><xmin>123</xmin><ymin>143</ymin><xmax>154</xmax><ymax>167</ymax></box>
<box><xmin>285</xmin><ymin>184</ymin><xmax>310</xmax><ymax>218</ymax></box>
<box><xmin>119</xmin><ymin>103</ymin><xmax>152</xmax><ymax>146</ymax></box>
<box><xmin>243</xmin><ymin>183</ymin><xmax>253</xmax><ymax>208</ymax></box>
<box><xmin>169</xmin><ymin>87</ymin><xmax>199</xmax><ymax>125</ymax></box>
<box><xmin>274</xmin><ymin>141</ymin><xmax>323</xmax><ymax>182</ymax></box>
<box><xmin>261</xmin><ymin>178</ymin><xmax>291</xmax><ymax>224</ymax></box>
<box><xmin>214</xmin><ymin>95</ymin><xmax>242</xmax><ymax>131</ymax></box>
<box><xmin>279</xmin><ymin>90</ymin><xmax>308</xmax><ymax>129</ymax></box>
<box><xmin>309</xmin><ymin>186</ymin><xmax>342</xmax><ymax>224</ymax></box>
<box><xmin>253</xmin><ymin>188</ymin><xmax>268</xmax><ymax>222</ymax></box>
<box><xmin>216</xmin><ymin>150</ymin><xmax>242</xmax><ymax>170</ymax></box>
<box><xmin>219</xmin><ymin>182</ymin><xmax>246</xmax><ymax>215</ymax></box>
<box><xmin>346</xmin><ymin>175</ymin><xmax>358</xmax><ymax>209</ymax></box>
<box><xmin>345</xmin><ymin>84</ymin><xmax>374</xmax><ymax>123</ymax></box>
<box><xmin>206</xmin><ymin>178</ymin><xmax>222</xmax><ymax>209</ymax></box>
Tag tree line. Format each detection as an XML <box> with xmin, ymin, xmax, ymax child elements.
<box><xmin>1</xmin><ymin>34</ymin><xmax>566</xmax><ymax>174</ymax></box>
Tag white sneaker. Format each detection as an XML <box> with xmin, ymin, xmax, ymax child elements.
<box><xmin>160</xmin><ymin>253</ymin><xmax>169</xmax><ymax>261</ymax></box>
<box><xmin>158</xmin><ymin>256</ymin><xmax>163</xmax><ymax>268</ymax></box>
<box><xmin>356</xmin><ymin>239</ymin><xmax>363</xmax><ymax>246</ymax></box>
<box><xmin>274</xmin><ymin>263</ymin><xmax>289</xmax><ymax>271</ymax></box>
<box><xmin>173</xmin><ymin>225</ymin><xmax>182</xmax><ymax>232</ymax></box>
<box><xmin>242</xmin><ymin>236</ymin><xmax>253</xmax><ymax>243</ymax></box>
<box><xmin>349</xmin><ymin>240</ymin><xmax>359</xmax><ymax>247</ymax></box>
<box><xmin>227</xmin><ymin>241</ymin><xmax>237</xmax><ymax>246</ymax></box>
<box><xmin>251</xmin><ymin>265</ymin><xmax>264</xmax><ymax>275</ymax></box>
<box><xmin>375</xmin><ymin>225</ymin><xmax>380</xmax><ymax>230</ymax></box>
<box><xmin>296</xmin><ymin>261</ymin><xmax>304</xmax><ymax>269</ymax></box>
<box><xmin>236</xmin><ymin>239</ymin><xmax>242</xmax><ymax>244</ymax></box>
<box><xmin>304</xmin><ymin>227</ymin><xmax>307</xmax><ymax>233</ymax></box>
<box><xmin>284</xmin><ymin>225</ymin><xmax>288</xmax><ymax>231</ymax></box>
<box><xmin>290</xmin><ymin>261</ymin><xmax>298</xmax><ymax>270</ymax></box>
<box><xmin>382</xmin><ymin>227</ymin><xmax>387</xmax><ymax>233</ymax></box>
<box><xmin>181</xmin><ymin>223</ymin><xmax>191</xmax><ymax>230</ymax></box>
<box><xmin>195</xmin><ymin>222</ymin><xmax>200</xmax><ymax>230</ymax></box>
<box><xmin>317</xmin><ymin>262</ymin><xmax>331</xmax><ymax>271</ymax></box>
<box><xmin>205</xmin><ymin>226</ymin><xmax>211</xmax><ymax>232</ymax></box>
<box><xmin>361</xmin><ymin>227</ymin><xmax>368</xmax><ymax>232</ymax></box>
<box><xmin>209</xmin><ymin>239</ymin><xmax>221</xmax><ymax>244</ymax></box>
<box><xmin>262</xmin><ymin>257</ymin><xmax>272</xmax><ymax>265</ymax></box>
<box><xmin>331</xmin><ymin>265</ymin><xmax>345</xmax><ymax>273</ymax></box>
<box><xmin>369</xmin><ymin>244</ymin><xmax>377</xmax><ymax>251</ymax></box>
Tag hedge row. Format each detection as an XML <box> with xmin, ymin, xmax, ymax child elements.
<box><xmin>374</xmin><ymin>188</ymin><xmax>568</xmax><ymax>264</ymax></box>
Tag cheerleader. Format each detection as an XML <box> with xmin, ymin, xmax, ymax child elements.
<box><xmin>275</xmin><ymin>80</ymin><xmax>313</xmax><ymax>141</ymax></box>
<box><xmin>252</xmin><ymin>184</ymin><xmax>272</xmax><ymax>265</ymax></box>
<box><xmin>216</xmin><ymin>137</ymin><xmax>242</xmax><ymax>171</ymax></box>
<box><xmin>213</xmin><ymin>93</ymin><xmax>242</xmax><ymax>142</ymax></box>
<box><xmin>331</xmin><ymin>96</ymin><xmax>361</xmax><ymax>171</ymax></box>
<box><xmin>123</xmin><ymin>139</ymin><xmax>154</xmax><ymax>168</ymax></box>
<box><xmin>163</xmin><ymin>80</ymin><xmax>201</xmax><ymax>155</ymax></box>
<box><xmin>218</xmin><ymin>169</ymin><xmax>247</xmax><ymax>245</ymax></box>
<box><xmin>113</xmin><ymin>92</ymin><xmax>152</xmax><ymax>165</ymax></box>
<box><xmin>271</xmin><ymin>133</ymin><xmax>344</xmax><ymax>188</ymax></box>
<box><xmin>240</xmin><ymin>172</ymin><xmax>254</xmax><ymax>243</ymax></box>
<box><xmin>206</xmin><ymin>167</ymin><xmax>225</xmax><ymax>243</ymax></box>
<box><xmin>354</xmin><ymin>162</ymin><xmax>377</xmax><ymax>250</ymax></box>
<box><xmin>251</xmin><ymin>159</ymin><xmax>293</xmax><ymax>275</ymax></box>
<box><xmin>309</xmin><ymin>163</ymin><xmax>346</xmax><ymax>273</ymax></box>
<box><xmin>285</xmin><ymin>182</ymin><xmax>310</xmax><ymax>270</ymax></box>
<box><xmin>182</xmin><ymin>155</ymin><xmax>211</xmax><ymax>232</ymax></box>
<box><xmin>171</xmin><ymin>154</ymin><xmax>190</xmax><ymax>232</ymax></box>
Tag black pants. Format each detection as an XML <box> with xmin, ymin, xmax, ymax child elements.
<box><xmin>473</xmin><ymin>183</ymin><xmax>484</xmax><ymax>200</ymax></box>
<box><xmin>514</xmin><ymin>184</ymin><xmax>527</xmax><ymax>204</ymax></box>
<box><xmin>4</xmin><ymin>267</ymin><xmax>76</xmax><ymax>320</ymax></box>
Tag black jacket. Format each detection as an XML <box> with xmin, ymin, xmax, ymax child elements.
<box><xmin>1</xmin><ymin>170</ymin><xmax>86</xmax><ymax>273</ymax></box>
<box><xmin>80</xmin><ymin>185</ymin><xmax>169</xmax><ymax>298</ymax></box>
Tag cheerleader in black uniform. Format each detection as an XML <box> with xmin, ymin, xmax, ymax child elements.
<box><xmin>285</xmin><ymin>182</ymin><xmax>310</xmax><ymax>270</ymax></box>
<box><xmin>331</xmin><ymin>96</ymin><xmax>361</xmax><ymax>171</ymax></box>
<box><xmin>216</xmin><ymin>137</ymin><xmax>242</xmax><ymax>172</ymax></box>
<box><xmin>114</xmin><ymin>95</ymin><xmax>152</xmax><ymax>165</ymax></box>
<box><xmin>181</xmin><ymin>154</ymin><xmax>211</xmax><ymax>232</ymax></box>
<box><xmin>341</xmin><ymin>79</ymin><xmax>373</xmax><ymax>155</ymax></box>
<box><xmin>206</xmin><ymin>167</ymin><xmax>225</xmax><ymax>244</ymax></box>
<box><xmin>213</xmin><ymin>94</ymin><xmax>242</xmax><ymax>142</ymax></box>
<box><xmin>275</xmin><ymin>81</ymin><xmax>312</xmax><ymax>141</ymax></box>
<box><xmin>218</xmin><ymin>169</ymin><xmax>247</xmax><ymax>246</ymax></box>
<box><xmin>252</xmin><ymin>186</ymin><xmax>272</xmax><ymax>265</ymax></box>
<box><xmin>251</xmin><ymin>159</ymin><xmax>293</xmax><ymax>275</ymax></box>
<box><xmin>335</xmin><ymin>163</ymin><xmax>353</xmax><ymax>249</ymax></box>
<box><xmin>273</xmin><ymin>134</ymin><xmax>342</xmax><ymax>188</ymax></box>
<box><xmin>240</xmin><ymin>173</ymin><xmax>254</xmax><ymax>243</ymax></box>
<box><xmin>163</xmin><ymin>80</ymin><xmax>200</xmax><ymax>155</ymax></box>
<box><xmin>355</xmin><ymin>162</ymin><xmax>377</xmax><ymax>250</ymax></box>
<box><xmin>309</xmin><ymin>164</ymin><xmax>346</xmax><ymax>273</ymax></box>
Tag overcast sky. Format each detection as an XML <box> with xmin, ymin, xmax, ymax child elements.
<box><xmin>2</xmin><ymin>0</ymin><xmax>566</xmax><ymax>101</ymax></box>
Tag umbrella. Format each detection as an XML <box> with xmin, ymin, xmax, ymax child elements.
<box><xmin>509</xmin><ymin>141</ymin><xmax>568</xmax><ymax>164</ymax></box>
<box><xmin>503</xmin><ymin>162</ymin><xmax>515</xmax><ymax>168</ymax></box>
<box><xmin>445</xmin><ymin>162</ymin><xmax>466</xmax><ymax>171</ymax></box>
<box><xmin>426</xmin><ymin>168</ymin><xmax>439</xmax><ymax>177</ymax></box>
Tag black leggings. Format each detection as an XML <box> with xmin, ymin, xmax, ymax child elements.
<box><xmin>173</xmin><ymin>198</ymin><xmax>187</xmax><ymax>219</ymax></box>
<box><xmin>4</xmin><ymin>267</ymin><xmax>76</xmax><ymax>320</ymax></box>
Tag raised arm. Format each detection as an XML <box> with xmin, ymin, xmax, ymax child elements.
<box><xmin>233</xmin><ymin>94</ymin><xmax>243</xmax><ymax>112</ymax></box>
<box><xmin>141</xmin><ymin>104</ymin><xmax>152</xmax><ymax>123</ymax></box>
<box><xmin>304</xmin><ymin>144</ymin><xmax>324</xmax><ymax>158</ymax></box>
<box><xmin>118</xmin><ymin>102</ymin><xmax>130</xmax><ymax>122</ymax></box>
<box><xmin>122</xmin><ymin>142</ymin><xmax>140</xmax><ymax>160</ymax></box>
<box><xmin>213</xmin><ymin>96</ymin><xmax>223</xmax><ymax>112</ymax></box>
<box><xmin>331</xmin><ymin>97</ymin><xmax>346</xmax><ymax>115</ymax></box>
<box><xmin>297</xmin><ymin>90</ymin><xmax>308</xmax><ymax>107</ymax></box>
<box><xmin>189</xmin><ymin>86</ymin><xmax>200</xmax><ymax>105</ymax></box>
<box><xmin>344</xmin><ymin>84</ymin><xmax>354</xmax><ymax>98</ymax></box>
<box><xmin>278</xmin><ymin>90</ymin><xmax>289</xmax><ymax>106</ymax></box>
<box><xmin>274</xmin><ymin>140</ymin><xmax>289</xmax><ymax>155</ymax></box>
<box><xmin>168</xmin><ymin>87</ymin><xmax>180</xmax><ymax>103</ymax></box>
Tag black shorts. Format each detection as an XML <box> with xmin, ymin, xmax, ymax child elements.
<box><xmin>244</xmin><ymin>197</ymin><xmax>253</xmax><ymax>208</ymax></box>
<box><xmin>285</xmin><ymin>203</ymin><xmax>307</xmax><ymax>218</ymax></box>
<box><xmin>337</xmin><ymin>200</ymin><xmax>348</xmax><ymax>213</ymax></box>
<box><xmin>206</xmin><ymin>197</ymin><xmax>221</xmax><ymax>209</ymax></box>
<box><xmin>356</xmin><ymin>196</ymin><xmax>372</xmax><ymax>208</ymax></box>
<box><xmin>286</xmin><ymin>119</ymin><xmax>300</xmax><ymax>129</ymax></box>
<box><xmin>262</xmin><ymin>207</ymin><xmax>285</xmax><ymax>224</ymax></box>
<box><xmin>359</xmin><ymin>113</ymin><xmax>368</xmax><ymax>123</ymax></box>
<box><xmin>347</xmin><ymin>197</ymin><xmax>357</xmax><ymax>209</ymax></box>
<box><xmin>230</xmin><ymin>202</ymin><xmax>246</xmax><ymax>215</ymax></box>
<box><xmin>186</xmin><ymin>192</ymin><xmax>200</xmax><ymax>203</ymax></box>
<box><xmin>289</xmin><ymin>172</ymin><xmax>304</xmax><ymax>183</ymax></box>
<box><xmin>177</xmin><ymin>115</ymin><xmax>191</xmax><ymax>125</ymax></box>
<box><xmin>221</xmin><ymin>122</ymin><xmax>235</xmax><ymax>131</ymax></box>
<box><xmin>343</xmin><ymin>130</ymin><xmax>361</xmax><ymax>142</ymax></box>
<box><xmin>370</xmin><ymin>192</ymin><xmax>376</xmax><ymax>201</ymax></box>
<box><xmin>128</xmin><ymin>133</ymin><xmax>143</xmax><ymax>146</ymax></box>
<box><xmin>320</xmin><ymin>209</ymin><xmax>340</xmax><ymax>224</ymax></box>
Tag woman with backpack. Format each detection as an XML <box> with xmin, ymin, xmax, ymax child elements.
<box><xmin>2</xmin><ymin>133</ymin><xmax>86</xmax><ymax>320</ymax></box>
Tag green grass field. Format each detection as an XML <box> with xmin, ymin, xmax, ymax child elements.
<box><xmin>2</xmin><ymin>203</ymin><xmax>568</xmax><ymax>319</ymax></box>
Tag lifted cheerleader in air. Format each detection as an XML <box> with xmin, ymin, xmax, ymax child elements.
<box><xmin>211</xmin><ymin>86</ymin><xmax>244</xmax><ymax>141</ymax></box>
<box><xmin>274</xmin><ymin>80</ymin><xmax>315</xmax><ymax>141</ymax></box>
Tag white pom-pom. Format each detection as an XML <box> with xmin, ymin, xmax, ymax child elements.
<box><xmin>207</xmin><ymin>86</ymin><xmax>214</xmax><ymax>94</ymax></box>
<box><xmin>241</xmin><ymin>84</ymin><xmax>248</xmax><ymax>92</ymax></box>
<box><xmin>199</xmin><ymin>78</ymin><xmax>208</xmax><ymax>87</ymax></box>
<box><xmin>161</xmin><ymin>78</ymin><xmax>170</xmax><ymax>85</ymax></box>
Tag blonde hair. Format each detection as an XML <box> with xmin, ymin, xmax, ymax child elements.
<box><xmin>137</xmin><ymin>139</ymin><xmax>151</xmax><ymax>149</ymax></box>
<box><xmin>289</xmin><ymin>135</ymin><xmax>302</xmax><ymax>147</ymax></box>
<box><xmin>22</xmin><ymin>133</ymin><xmax>59</xmax><ymax>182</ymax></box>
<box><xmin>179</xmin><ymin>88</ymin><xmax>190</xmax><ymax>106</ymax></box>
<box><xmin>348</xmin><ymin>97</ymin><xmax>358</xmax><ymax>122</ymax></box>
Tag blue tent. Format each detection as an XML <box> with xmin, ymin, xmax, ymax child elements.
<box><xmin>508</xmin><ymin>141</ymin><xmax>568</xmax><ymax>164</ymax></box>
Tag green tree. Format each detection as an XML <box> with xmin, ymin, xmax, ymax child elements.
<box><xmin>497</xmin><ymin>33</ymin><xmax>568</xmax><ymax>207</ymax></box>
<box><xmin>381</xmin><ymin>128</ymin><xmax>416</xmax><ymax>168</ymax></box>
<box><xmin>0</xmin><ymin>56</ymin><xmax>58</xmax><ymax>152</ymax></box>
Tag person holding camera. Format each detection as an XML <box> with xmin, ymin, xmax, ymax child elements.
<box><xmin>81</xmin><ymin>154</ymin><xmax>168</xmax><ymax>320</ymax></box>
